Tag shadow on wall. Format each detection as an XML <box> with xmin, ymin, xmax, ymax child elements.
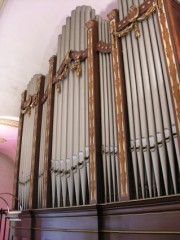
<box><xmin>0</xmin><ymin>153</ymin><xmax>15</xmax><ymax>210</ymax></box>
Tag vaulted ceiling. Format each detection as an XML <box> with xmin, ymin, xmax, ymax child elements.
<box><xmin>0</xmin><ymin>0</ymin><xmax>116</xmax><ymax>158</ymax></box>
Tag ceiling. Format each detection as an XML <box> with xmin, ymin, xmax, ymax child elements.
<box><xmin>0</xmin><ymin>0</ymin><xmax>117</xmax><ymax>158</ymax></box>
<box><xmin>0</xmin><ymin>0</ymin><xmax>117</xmax><ymax>117</ymax></box>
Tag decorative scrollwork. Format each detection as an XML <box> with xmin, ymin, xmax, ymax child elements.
<box><xmin>128</xmin><ymin>4</ymin><xmax>139</xmax><ymax>23</ymax></box>
<box><xmin>113</xmin><ymin>22</ymin><xmax>135</xmax><ymax>38</ymax></box>
<box><xmin>69</xmin><ymin>56</ymin><xmax>81</xmax><ymax>78</ymax></box>
<box><xmin>55</xmin><ymin>49</ymin><xmax>87</xmax><ymax>93</ymax></box>
<box><xmin>21</xmin><ymin>93</ymin><xmax>38</xmax><ymax>116</ymax></box>
<box><xmin>112</xmin><ymin>0</ymin><xmax>158</xmax><ymax>39</ymax></box>
<box><xmin>137</xmin><ymin>1</ymin><xmax>157</xmax><ymax>21</ymax></box>
<box><xmin>96</xmin><ymin>41</ymin><xmax>112</xmax><ymax>53</ymax></box>
<box><xmin>56</xmin><ymin>82</ymin><xmax>61</xmax><ymax>93</ymax></box>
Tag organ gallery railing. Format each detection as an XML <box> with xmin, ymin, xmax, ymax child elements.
<box><xmin>13</xmin><ymin>0</ymin><xmax>180</xmax><ymax>210</ymax></box>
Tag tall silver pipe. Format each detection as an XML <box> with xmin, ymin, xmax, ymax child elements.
<box><xmin>79</xmin><ymin>6</ymin><xmax>88</xmax><ymax>205</ymax></box>
<box><xmin>97</xmin><ymin>15</ymin><xmax>108</xmax><ymax>202</ymax></box>
<box><xmin>38</xmin><ymin>76</ymin><xmax>48</xmax><ymax>207</ymax></box>
<box><xmin>136</xmin><ymin>0</ymin><xmax>168</xmax><ymax>195</ymax></box>
<box><xmin>153</xmin><ymin>13</ymin><xmax>180</xmax><ymax>175</ymax></box>
<box><xmin>55</xmin><ymin>30</ymin><xmax>65</xmax><ymax>207</ymax></box>
<box><xmin>148</xmin><ymin>9</ymin><xmax>178</xmax><ymax>193</ymax></box>
<box><xmin>120</xmin><ymin>0</ymin><xmax>145</xmax><ymax>198</ymax></box>
<box><xmin>73</xmin><ymin>7</ymin><xmax>81</xmax><ymax>206</ymax></box>
<box><xmin>61</xmin><ymin>16</ymin><xmax>71</xmax><ymax>206</ymax></box>
<box><xmin>103</xmin><ymin>19</ymin><xmax>112</xmax><ymax>202</ymax></box>
<box><xmin>129</xmin><ymin>0</ymin><xmax>165</xmax><ymax>198</ymax></box>
<box><xmin>66</xmin><ymin>10</ymin><xmax>75</xmax><ymax>206</ymax></box>
<box><xmin>117</xmin><ymin>0</ymin><xmax>138</xmax><ymax>198</ymax></box>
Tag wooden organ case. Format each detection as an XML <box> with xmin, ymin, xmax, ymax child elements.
<box><xmin>11</xmin><ymin>0</ymin><xmax>180</xmax><ymax>240</ymax></box>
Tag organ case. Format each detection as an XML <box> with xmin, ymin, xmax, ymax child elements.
<box><xmin>11</xmin><ymin>1</ymin><xmax>180</xmax><ymax>239</ymax></box>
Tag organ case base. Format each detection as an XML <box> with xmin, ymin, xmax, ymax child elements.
<box><xmin>10</xmin><ymin>195</ymin><xmax>180</xmax><ymax>240</ymax></box>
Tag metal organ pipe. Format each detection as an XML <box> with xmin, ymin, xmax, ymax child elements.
<box><xmin>97</xmin><ymin>15</ymin><xmax>107</xmax><ymax>203</ymax></box>
<box><xmin>120</xmin><ymin>0</ymin><xmax>146</xmax><ymax>198</ymax></box>
<box><xmin>117</xmin><ymin>1</ymin><xmax>139</xmax><ymax>199</ymax></box>
<box><xmin>152</xmin><ymin>13</ymin><xmax>180</xmax><ymax>175</ymax></box>
<box><xmin>97</xmin><ymin>16</ymin><xmax>120</xmax><ymax>202</ymax></box>
<box><xmin>137</xmin><ymin>0</ymin><xmax>170</xmax><ymax>196</ymax></box>
<box><xmin>15</xmin><ymin>1</ymin><xmax>180</xmax><ymax>212</ymax></box>
<box><xmin>117</xmin><ymin>0</ymin><xmax>180</xmax><ymax>198</ymax></box>
<box><xmin>18</xmin><ymin>75</ymin><xmax>41</xmax><ymax>209</ymax></box>
<box><xmin>51</xmin><ymin>6</ymin><xmax>95</xmax><ymax>207</ymax></box>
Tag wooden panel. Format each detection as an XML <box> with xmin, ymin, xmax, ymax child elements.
<box><xmin>10</xmin><ymin>196</ymin><xmax>180</xmax><ymax>240</ymax></box>
<box><xmin>99</xmin><ymin>195</ymin><xmax>180</xmax><ymax>240</ymax></box>
<box><xmin>11</xmin><ymin>205</ymin><xmax>99</xmax><ymax>240</ymax></box>
<box><xmin>12</xmin><ymin>211</ymin><xmax>32</xmax><ymax>240</ymax></box>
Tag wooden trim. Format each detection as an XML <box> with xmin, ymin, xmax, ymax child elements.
<box><xmin>29</xmin><ymin>75</ymin><xmax>45</xmax><ymax>209</ymax></box>
<box><xmin>156</xmin><ymin>0</ymin><xmax>180</xmax><ymax>146</ymax></box>
<box><xmin>116</xmin><ymin>0</ymin><xmax>155</xmax><ymax>32</ymax></box>
<box><xmin>163</xmin><ymin>0</ymin><xmax>180</xmax><ymax>75</ymax></box>
<box><xmin>86</xmin><ymin>20</ymin><xmax>104</xmax><ymax>204</ymax></box>
<box><xmin>42</xmin><ymin>55</ymin><xmax>57</xmax><ymax>208</ymax></box>
<box><xmin>55</xmin><ymin>50</ymin><xmax>87</xmax><ymax>84</ymax></box>
<box><xmin>13</xmin><ymin>90</ymin><xmax>27</xmax><ymax>209</ymax></box>
<box><xmin>41</xmin><ymin>87</ymin><xmax>48</xmax><ymax>105</ymax></box>
<box><xmin>96</xmin><ymin>41</ymin><xmax>112</xmax><ymax>53</ymax></box>
<box><xmin>107</xmin><ymin>10</ymin><xmax>131</xmax><ymax>200</ymax></box>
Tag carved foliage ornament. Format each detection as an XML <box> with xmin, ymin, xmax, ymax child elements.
<box><xmin>21</xmin><ymin>93</ymin><xmax>38</xmax><ymax>116</ymax></box>
<box><xmin>55</xmin><ymin>50</ymin><xmax>87</xmax><ymax>93</ymax></box>
<box><xmin>113</xmin><ymin>0</ymin><xmax>159</xmax><ymax>39</ymax></box>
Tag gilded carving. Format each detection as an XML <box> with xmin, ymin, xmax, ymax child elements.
<box><xmin>69</xmin><ymin>56</ymin><xmax>81</xmax><ymax>78</ymax></box>
<box><xmin>113</xmin><ymin>23</ymin><xmax>134</xmax><ymax>38</ymax></box>
<box><xmin>56</xmin><ymin>50</ymin><xmax>88</xmax><ymax>93</ymax></box>
<box><xmin>87</xmin><ymin>25</ymin><xmax>96</xmax><ymax>202</ymax></box>
<box><xmin>138</xmin><ymin>1</ymin><xmax>157</xmax><ymax>21</ymax></box>
<box><xmin>112</xmin><ymin>0</ymin><xmax>157</xmax><ymax>39</ymax></box>
<box><xmin>128</xmin><ymin>4</ymin><xmax>139</xmax><ymax>23</ymax></box>
<box><xmin>56</xmin><ymin>82</ymin><xmax>61</xmax><ymax>93</ymax></box>
<box><xmin>85</xmin><ymin>19</ymin><xmax>97</xmax><ymax>30</ymax></box>
<box><xmin>109</xmin><ymin>14</ymin><xmax>128</xmax><ymax>197</ymax></box>
<box><xmin>21</xmin><ymin>93</ymin><xmax>38</xmax><ymax>116</ymax></box>
<box><xmin>96</xmin><ymin>41</ymin><xmax>112</xmax><ymax>53</ymax></box>
<box><xmin>107</xmin><ymin>10</ymin><xmax>118</xmax><ymax>21</ymax></box>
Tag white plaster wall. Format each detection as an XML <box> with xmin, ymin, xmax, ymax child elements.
<box><xmin>0</xmin><ymin>0</ymin><xmax>117</xmax><ymax>117</ymax></box>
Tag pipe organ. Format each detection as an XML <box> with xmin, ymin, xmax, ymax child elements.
<box><xmin>12</xmin><ymin>0</ymin><xmax>180</xmax><ymax>239</ymax></box>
